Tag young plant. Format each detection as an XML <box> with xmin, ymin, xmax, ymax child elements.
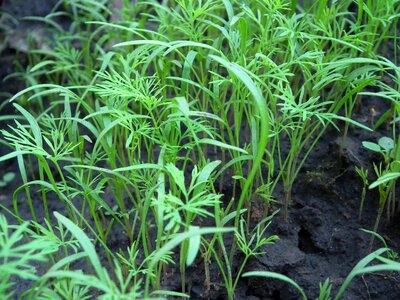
<box><xmin>355</xmin><ymin>166</ymin><xmax>368</xmax><ymax>221</ymax></box>
<box><xmin>2</xmin><ymin>0</ymin><xmax>400</xmax><ymax>298</ymax></box>
<box><xmin>360</xmin><ymin>228</ymin><xmax>399</xmax><ymax>261</ymax></box>
<box><xmin>0</xmin><ymin>214</ymin><xmax>58</xmax><ymax>299</ymax></box>
<box><xmin>202</xmin><ymin>210</ymin><xmax>279</xmax><ymax>300</ymax></box>
<box><xmin>232</xmin><ymin>214</ymin><xmax>279</xmax><ymax>298</ymax></box>
<box><xmin>363</xmin><ymin>136</ymin><xmax>400</xmax><ymax>239</ymax></box>
<box><xmin>20</xmin><ymin>211</ymin><xmax>200</xmax><ymax>300</ymax></box>
<box><xmin>153</xmin><ymin>160</ymin><xmax>223</xmax><ymax>293</ymax></box>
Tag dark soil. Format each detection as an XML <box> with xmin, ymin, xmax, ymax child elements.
<box><xmin>244</xmin><ymin>126</ymin><xmax>400</xmax><ymax>299</ymax></box>
<box><xmin>1</xmin><ymin>1</ymin><xmax>400</xmax><ymax>300</ymax></box>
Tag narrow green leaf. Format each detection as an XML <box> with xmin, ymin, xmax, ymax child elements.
<box><xmin>30</xmin><ymin>60</ymin><xmax>55</xmax><ymax>73</ymax></box>
<box><xmin>369</xmin><ymin>172</ymin><xmax>400</xmax><ymax>189</ymax></box>
<box><xmin>243</xmin><ymin>271</ymin><xmax>307</xmax><ymax>300</ymax></box>
<box><xmin>334</xmin><ymin>248</ymin><xmax>390</xmax><ymax>300</ymax></box>
<box><xmin>113</xmin><ymin>40</ymin><xmax>169</xmax><ymax>48</ymax></box>
<box><xmin>199</xmin><ymin>138</ymin><xmax>247</xmax><ymax>154</ymax></box>
<box><xmin>164</xmin><ymin>41</ymin><xmax>219</xmax><ymax>56</ymax></box>
<box><xmin>182</xmin><ymin>50</ymin><xmax>198</xmax><ymax>82</ymax></box>
<box><xmin>54</xmin><ymin>212</ymin><xmax>107</xmax><ymax>281</ymax></box>
<box><xmin>186</xmin><ymin>226</ymin><xmax>201</xmax><ymax>266</ymax></box>
<box><xmin>222</xmin><ymin>0</ymin><xmax>234</xmax><ymax>21</ymax></box>
<box><xmin>9</xmin><ymin>84</ymin><xmax>73</xmax><ymax>102</ymax></box>
<box><xmin>196</xmin><ymin>160</ymin><xmax>221</xmax><ymax>185</ymax></box>
<box><xmin>165</xmin><ymin>163</ymin><xmax>186</xmax><ymax>195</ymax></box>
<box><xmin>150</xmin><ymin>227</ymin><xmax>233</xmax><ymax>269</ymax></box>
<box><xmin>333</xmin><ymin>115</ymin><xmax>372</xmax><ymax>132</ymax></box>
<box><xmin>0</xmin><ymin>150</ymin><xmax>30</xmax><ymax>162</ymax></box>
<box><xmin>221</xmin><ymin>209</ymin><xmax>247</xmax><ymax>227</ymax></box>
<box><xmin>151</xmin><ymin>290</ymin><xmax>190</xmax><ymax>298</ymax></box>
<box><xmin>13</xmin><ymin>103</ymin><xmax>42</xmax><ymax>147</ymax></box>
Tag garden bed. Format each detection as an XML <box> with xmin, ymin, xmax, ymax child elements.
<box><xmin>1</xmin><ymin>1</ymin><xmax>400</xmax><ymax>299</ymax></box>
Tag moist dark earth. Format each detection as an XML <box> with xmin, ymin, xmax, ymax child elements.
<box><xmin>1</xmin><ymin>1</ymin><xmax>400</xmax><ymax>300</ymax></box>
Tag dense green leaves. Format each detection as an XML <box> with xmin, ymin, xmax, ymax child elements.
<box><xmin>1</xmin><ymin>0</ymin><xmax>399</xmax><ymax>298</ymax></box>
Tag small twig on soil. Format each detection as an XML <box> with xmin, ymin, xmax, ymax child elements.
<box><xmin>361</xmin><ymin>275</ymin><xmax>371</xmax><ymax>300</ymax></box>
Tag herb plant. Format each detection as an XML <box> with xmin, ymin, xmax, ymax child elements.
<box><xmin>0</xmin><ymin>0</ymin><xmax>399</xmax><ymax>298</ymax></box>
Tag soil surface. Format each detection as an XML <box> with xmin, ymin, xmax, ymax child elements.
<box><xmin>1</xmin><ymin>1</ymin><xmax>400</xmax><ymax>300</ymax></box>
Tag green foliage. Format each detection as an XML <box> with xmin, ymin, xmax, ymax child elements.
<box><xmin>0</xmin><ymin>215</ymin><xmax>55</xmax><ymax>298</ymax></box>
<box><xmin>363</xmin><ymin>135</ymin><xmax>400</xmax><ymax>238</ymax></box>
<box><xmin>0</xmin><ymin>0</ymin><xmax>399</xmax><ymax>298</ymax></box>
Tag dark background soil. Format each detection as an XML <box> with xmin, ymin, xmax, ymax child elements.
<box><xmin>1</xmin><ymin>1</ymin><xmax>400</xmax><ymax>299</ymax></box>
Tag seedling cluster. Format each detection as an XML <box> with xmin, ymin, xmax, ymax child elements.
<box><xmin>0</xmin><ymin>0</ymin><xmax>400</xmax><ymax>299</ymax></box>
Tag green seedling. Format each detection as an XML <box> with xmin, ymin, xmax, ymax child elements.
<box><xmin>203</xmin><ymin>211</ymin><xmax>279</xmax><ymax>300</ymax></box>
<box><xmin>355</xmin><ymin>166</ymin><xmax>368</xmax><ymax>221</ymax></box>
<box><xmin>363</xmin><ymin>136</ymin><xmax>395</xmax><ymax>163</ymax></box>
<box><xmin>367</xmin><ymin>160</ymin><xmax>400</xmax><ymax>249</ymax></box>
<box><xmin>363</xmin><ymin>136</ymin><xmax>400</xmax><ymax>247</ymax></box>
<box><xmin>233</xmin><ymin>215</ymin><xmax>279</xmax><ymax>298</ymax></box>
<box><xmin>361</xmin><ymin>229</ymin><xmax>399</xmax><ymax>261</ymax></box>
<box><xmin>154</xmin><ymin>160</ymin><xmax>223</xmax><ymax>293</ymax></box>
<box><xmin>1</xmin><ymin>0</ymin><xmax>399</xmax><ymax>298</ymax></box>
<box><xmin>0</xmin><ymin>214</ymin><xmax>58</xmax><ymax>299</ymax></box>
<box><xmin>317</xmin><ymin>278</ymin><xmax>332</xmax><ymax>300</ymax></box>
